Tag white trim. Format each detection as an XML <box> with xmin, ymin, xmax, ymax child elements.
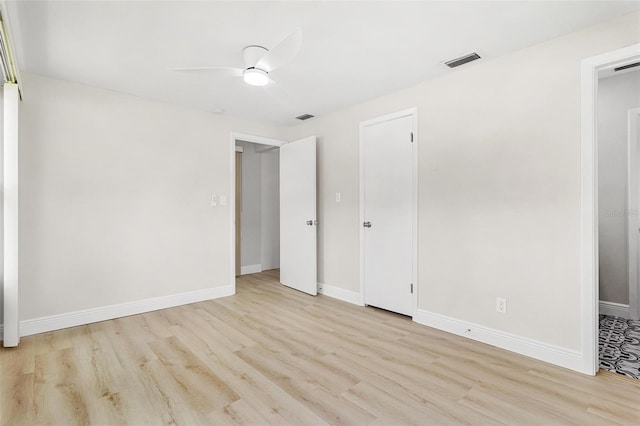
<box><xmin>240</xmin><ymin>264</ymin><xmax>262</xmax><ymax>275</ymax></box>
<box><xmin>629</xmin><ymin>107</ymin><xmax>640</xmax><ymax>320</ymax></box>
<box><xmin>0</xmin><ymin>286</ymin><xmax>233</xmax><ymax>340</ymax></box>
<box><xmin>599</xmin><ymin>301</ymin><xmax>631</xmax><ymax>319</ymax></box>
<box><xmin>581</xmin><ymin>43</ymin><xmax>640</xmax><ymax>375</ymax></box>
<box><xmin>411</xmin><ymin>111</ymin><xmax>418</xmax><ymax>316</ymax></box>
<box><xmin>413</xmin><ymin>309</ymin><xmax>583</xmax><ymax>373</ymax></box>
<box><xmin>318</xmin><ymin>282</ymin><xmax>365</xmax><ymax>306</ymax></box>
<box><xmin>359</xmin><ymin>107</ymin><xmax>418</xmax><ymax>316</ymax></box>
<box><xmin>232</xmin><ymin>132</ymin><xmax>285</xmax><ymax>147</ymax></box>
<box><xmin>3</xmin><ymin>83</ymin><xmax>19</xmax><ymax>347</ymax></box>
<box><xmin>229</xmin><ymin>132</ymin><xmax>285</xmax><ymax>292</ymax></box>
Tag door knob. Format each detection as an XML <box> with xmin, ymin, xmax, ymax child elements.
<box><xmin>363</xmin><ymin>221</ymin><xmax>372</xmax><ymax>228</ymax></box>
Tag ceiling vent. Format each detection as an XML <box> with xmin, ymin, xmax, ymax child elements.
<box><xmin>444</xmin><ymin>52</ymin><xmax>481</xmax><ymax>69</ymax></box>
<box><xmin>614</xmin><ymin>62</ymin><xmax>640</xmax><ymax>72</ymax></box>
<box><xmin>296</xmin><ymin>114</ymin><xmax>315</xmax><ymax>121</ymax></box>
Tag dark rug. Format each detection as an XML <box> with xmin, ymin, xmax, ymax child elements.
<box><xmin>599</xmin><ymin>314</ymin><xmax>640</xmax><ymax>379</ymax></box>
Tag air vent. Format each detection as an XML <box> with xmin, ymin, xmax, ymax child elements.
<box><xmin>614</xmin><ymin>62</ymin><xmax>640</xmax><ymax>72</ymax></box>
<box><xmin>296</xmin><ymin>114</ymin><xmax>315</xmax><ymax>121</ymax></box>
<box><xmin>444</xmin><ymin>52</ymin><xmax>481</xmax><ymax>69</ymax></box>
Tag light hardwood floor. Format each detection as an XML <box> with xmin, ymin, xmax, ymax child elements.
<box><xmin>1</xmin><ymin>270</ymin><xmax>639</xmax><ymax>425</ymax></box>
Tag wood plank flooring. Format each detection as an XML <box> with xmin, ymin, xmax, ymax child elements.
<box><xmin>1</xmin><ymin>269</ymin><xmax>639</xmax><ymax>425</ymax></box>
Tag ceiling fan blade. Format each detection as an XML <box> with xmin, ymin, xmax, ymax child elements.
<box><xmin>169</xmin><ymin>67</ymin><xmax>243</xmax><ymax>77</ymax></box>
<box><xmin>255</xmin><ymin>27</ymin><xmax>302</xmax><ymax>72</ymax></box>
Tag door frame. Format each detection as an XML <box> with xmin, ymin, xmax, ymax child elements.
<box><xmin>628</xmin><ymin>107</ymin><xmax>640</xmax><ymax>320</ymax></box>
<box><xmin>3</xmin><ymin>83</ymin><xmax>20</xmax><ymax>347</ymax></box>
<box><xmin>359</xmin><ymin>107</ymin><xmax>418</xmax><ymax>316</ymax></box>
<box><xmin>229</xmin><ymin>132</ymin><xmax>286</xmax><ymax>292</ymax></box>
<box><xmin>581</xmin><ymin>43</ymin><xmax>640</xmax><ymax>375</ymax></box>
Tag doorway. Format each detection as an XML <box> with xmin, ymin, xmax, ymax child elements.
<box><xmin>596</xmin><ymin>66</ymin><xmax>640</xmax><ymax>379</ymax></box>
<box><xmin>359</xmin><ymin>108</ymin><xmax>418</xmax><ymax>317</ymax></box>
<box><xmin>230</xmin><ymin>133</ymin><xmax>285</xmax><ymax>290</ymax></box>
<box><xmin>581</xmin><ymin>43</ymin><xmax>640</xmax><ymax>376</ymax></box>
<box><xmin>229</xmin><ymin>132</ymin><xmax>318</xmax><ymax>296</ymax></box>
<box><xmin>233</xmin><ymin>138</ymin><xmax>282</xmax><ymax>279</ymax></box>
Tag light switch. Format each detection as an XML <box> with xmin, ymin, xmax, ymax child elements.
<box><xmin>211</xmin><ymin>194</ymin><xmax>217</xmax><ymax>207</ymax></box>
<box><xmin>220</xmin><ymin>195</ymin><xmax>227</xmax><ymax>206</ymax></box>
<box><xmin>336</xmin><ymin>192</ymin><xmax>341</xmax><ymax>203</ymax></box>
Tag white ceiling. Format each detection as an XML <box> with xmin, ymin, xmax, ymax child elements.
<box><xmin>8</xmin><ymin>1</ymin><xmax>640</xmax><ymax>126</ymax></box>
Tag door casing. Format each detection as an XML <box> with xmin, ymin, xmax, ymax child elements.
<box><xmin>627</xmin><ymin>107</ymin><xmax>640</xmax><ymax>320</ymax></box>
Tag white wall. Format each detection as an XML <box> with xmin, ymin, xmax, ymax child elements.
<box><xmin>287</xmin><ymin>11</ymin><xmax>640</xmax><ymax>351</ymax></box>
<box><xmin>237</xmin><ymin>141</ymin><xmax>262</xmax><ymax>270</ymax></box>
<box><xmin>3</xmin><ymin>11</ymin><xmax>639</xmax><ymax>366</ymax></box>
<box><xmin>598</xmin><ymin>70</ymin><xmax>640</xmax><ymax>305</ymax></box>
<box><xmin>17</xmin><ymin>73</ymin><xmax>282</xmax><ymax>321</ymax></box>
<box><xmin>261</xmin><ymin>149</ymin><xmax>280</xmax><ymax>271</ymax></box>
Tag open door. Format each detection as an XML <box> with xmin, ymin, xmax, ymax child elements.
<box><xmin>280</xmin><ymin>136</ymin><xmax>317</xmax><ymax>295</ymax></box>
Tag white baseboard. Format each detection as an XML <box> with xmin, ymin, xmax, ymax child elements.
<box><xmin>413</xmin><ymin>309</ymin><xmax>583</xmax><ymax>373</ymax></box>
<box><xmin>0</xmin><ymin>285</ymin><xmax>234</xmax><ymax>341</ymax></box>
<box><xmin>318</xmin><ymin>282</ymin><xmax>364</xmax><ymax>306</ymax></box>
<box><xmin>241</xmin><ymin>264</ymin><xmax>262</xmax><ymax>275</ymax></box>
<box><xmin>261</xmin><ymin>263</ymin><xmax>280</xmax><ymax>272</ymax></box>
<box><xmin>599</xmin><ymin>301</ymin><xmax>630</xmax><ymax>319</ymax></box>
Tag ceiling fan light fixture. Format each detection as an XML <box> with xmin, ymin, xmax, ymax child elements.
<box><xmin>243</xmin><ymin>68</ymin><xmax>269</xmax><ymax>86</ymax></box>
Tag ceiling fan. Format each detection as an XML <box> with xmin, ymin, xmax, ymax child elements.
<box><xmin>170</xmin><ymin>28</ymin><xmax>302</xmax><ymax>87</ymax></box>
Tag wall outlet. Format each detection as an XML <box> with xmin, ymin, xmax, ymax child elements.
<box><xmin>335</xmin><ymin>192</ymin><xmax>341</xmax><ymax>203</ymax></box>
<box><xmin>496</xmin><ymin>297</ymin><xmax>507</xmax><ymax>313</ymax></box>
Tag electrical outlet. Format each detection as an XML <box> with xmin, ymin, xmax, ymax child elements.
<box><xmin>336</xmin><ymin>192</ymin><xmax>341</xmax><ymax>203</ymax></box>
<box><xmin>496</xmin><ymin>297</ymin><xmax>507</xmax><ymax>313</ymax></box>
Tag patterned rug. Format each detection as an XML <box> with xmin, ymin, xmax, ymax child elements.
<box><xmin>599</xmin><ymin>315</ymin><xmax>640</xmax><ymax>379</ymax></box>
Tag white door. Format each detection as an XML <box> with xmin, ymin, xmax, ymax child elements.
<box><xmin>362</xmin><ymin>113</ymin><xmax>415</xmax><ymax>316</ymax></box>
<box><xmin>280</xmin><ymin>136</ymin><xmax>317</xmax><ymax>295</ymax></box>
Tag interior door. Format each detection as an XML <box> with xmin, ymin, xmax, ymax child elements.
<box><xmin>363</xmin><ymin>114</ymin><xmax>414</xmax><ymax>316</ymax></box>
<box><xmin>280</xmin><ymin>136</ymin><xmax>317</xmax><ymax>295</ymax></box>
